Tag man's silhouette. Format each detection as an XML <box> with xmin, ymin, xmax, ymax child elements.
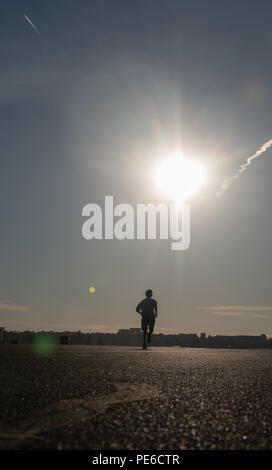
<box><xmin>136</xmin><ymin>289</ymin><xmax>158</xmax><ymax>350</ymax></box>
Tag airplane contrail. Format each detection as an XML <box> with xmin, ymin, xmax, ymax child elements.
<box><xmin>216</xmin><ymin>138</ymin><xmax>272</xmax><ymax>197</ymax></box>
<box><xmin>24</xmin><ymin>14</ymin><xmax>39</xmax><ymax>33</ymax></box>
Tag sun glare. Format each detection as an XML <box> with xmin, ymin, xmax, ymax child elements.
<box><xmin>156</xmin><ymin>155</ymin><xmax>205</xmax><ymax>203</ymax></box>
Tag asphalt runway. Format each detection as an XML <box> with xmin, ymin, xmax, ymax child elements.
<box><xmin>0</xmin><ymin>345</ymin><xmax>272</xmax><ymax>450</ymax></box>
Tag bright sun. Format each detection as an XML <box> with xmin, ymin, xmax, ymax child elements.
<box><xmin>156</xmin><ymin>155</ymin><xmax>205</xmax><ymax>203</ymax></box>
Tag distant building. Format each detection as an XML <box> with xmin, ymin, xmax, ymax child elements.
<box><xmin>1</xmin><ymin>328</ymin><xmax>271</xmax><ymax>348</ymax></box>
<box><xmin>60</xmin><ymin>335</ymin><xmax>71</xmax><ymax>345</ymax></box>
<box><xmin>0</xmin><ymin>327</ymin><xmax>5</xmax><ymax>344</ymax></box>
<box><xmin>209</xmin><ymin>334</ymin><xmax>268</xmax><ymax>349</ymax></box>
<box><xmin>260</xmin><ymin>334</ymin><xmax>267</xmax><ymax>340</ymax></box>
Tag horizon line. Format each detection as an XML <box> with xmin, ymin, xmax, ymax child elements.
<box><xmin>1</xmin><ymin>327</ymin><xmax>270</xmax><ymax>339</ymax></box>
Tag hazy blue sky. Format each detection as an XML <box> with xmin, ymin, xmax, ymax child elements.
<box><xmin>1</xmin><ymin>0</ymin><xmax>272</xmax><ymax>336</ymax></box>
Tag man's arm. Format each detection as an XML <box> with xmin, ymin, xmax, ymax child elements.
<box><xmin>154</xmin><ymin>300</ymin><xmax>158</xmax><ymax>316</ymax></box>
<box><xmin>136</xmin><ymin>301</ymin><xmax>143</xmax><ymax>314</ymax></box>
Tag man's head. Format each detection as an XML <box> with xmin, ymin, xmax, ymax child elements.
<box><xmin>145</xmin><ymin>289</ymin><xmax>153</xmax><ymax>298</ymax></box>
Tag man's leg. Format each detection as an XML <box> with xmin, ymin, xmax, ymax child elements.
<box><xmin>147</xmin><ymin>317</ymin><xmax>155</xmax><ymax>344</ymax></box>
<box><xmin>141</xmin><ymin>316</ymin><xmax>148</xmax><ymax>349</ymax></box>
<box><xmin>142</xmin><ymin>328</ymin><xmax>148</xmax><ymax>349</ymax></box>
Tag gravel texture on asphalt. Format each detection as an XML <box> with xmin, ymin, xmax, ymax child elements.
<box><xmin>0</xmin><ymin>345</ymin><xmax>272</xmax><ymax>450</ymax></box>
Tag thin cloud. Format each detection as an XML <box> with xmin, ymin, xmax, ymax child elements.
<box><xmin>199</xmin><ymin>305</ymin><xmax>272</xmax><ymax>312</ymax></box>
<box><xmin>24</xmin><ymin>14</ymin><xmax>39</xmax><ymax>34</ymax></box>
<box><xmin>0</xmin><ymin>300</ymin><xmax>31</xmax><ymax>312</ymax></box>
<box><xmin>217</xmin><ymin>139</ymin><xmax>272</xmax><ymax>196</ymax></box>
<box><xmin>198</xmin><ymin>305</ymin><xmax>272</xmax><ymax>319</ymax></box>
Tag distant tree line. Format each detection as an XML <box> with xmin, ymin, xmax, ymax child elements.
<box><xmin>2</xmin><ymin>330</ymin><xmax>272</xmax><ymax>349</ymax></box>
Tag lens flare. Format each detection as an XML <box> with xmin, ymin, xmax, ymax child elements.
<box><xmin>34</xmin><ymin>334</ymin><xmax>55</xmax><ymax>355</ymax></box>
<box><xmin>156</xmin><ymin>155</ymin><xmax>205</xmax><ymax>203</ymax></box>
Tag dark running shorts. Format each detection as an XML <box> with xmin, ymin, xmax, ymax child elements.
<box><xmin>141</xmin><ymin>315</ymin><xmax>155</xmax><ymax>333</ymax></box>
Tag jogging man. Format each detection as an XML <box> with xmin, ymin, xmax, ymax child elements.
<box><xmin>136</xmin><ymin>289</ymin><xmax>158</xmax><ymax>350</ymax></box>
